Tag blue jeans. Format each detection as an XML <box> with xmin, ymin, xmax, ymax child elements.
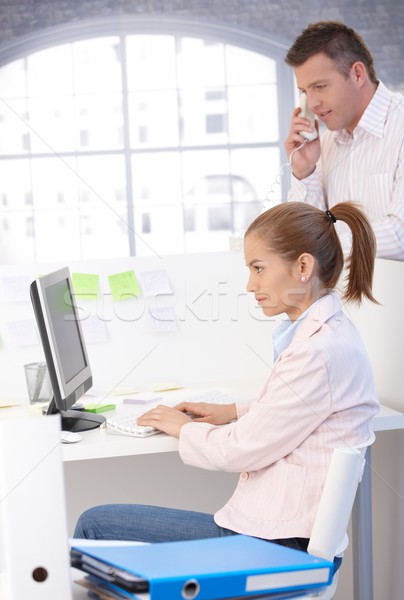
<box><xmin>74</xmin><ymin>504</ymin><xmax>237</xmax><ymax>543</ymax></box>
<box><xmin>73</xmin><ymin>504</ymin><xmax>341</xmax><ymax>572</ymax></box>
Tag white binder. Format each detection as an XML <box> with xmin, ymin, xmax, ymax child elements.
<box><xmin>0</xmin><ymin>413</ymin><xmax>72</xmax><ymax>599</ymax></box>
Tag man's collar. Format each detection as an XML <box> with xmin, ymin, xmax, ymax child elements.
<box><xmin>357</xmin><ymin>81</ymin><xmax>391</xmax><ymax>137</ymax></box>
<box><xmin>334</xmin><ymin>81</ymin><xmax>392</xmax><ymax>144</ymax></box>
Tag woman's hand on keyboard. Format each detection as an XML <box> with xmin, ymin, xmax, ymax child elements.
<box><xmin>174</xmin><ymin>402</ymin><xmax>237</xmax><ymax>426</ymax></box>
<box><xmin>137</xmin><ymin>405</ymin><xmax>192</xmax><ymax>438</ymax></box>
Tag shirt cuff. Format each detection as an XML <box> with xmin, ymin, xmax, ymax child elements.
<box><xmin>289</xmin><ymin>171</ymin><xmax>324</xmax><ymax>208</ymax></box>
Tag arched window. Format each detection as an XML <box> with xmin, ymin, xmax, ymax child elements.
<box><xmin>0</xmin><ymin>17</ymin><xmax>294</xmax><ymax>263</ymax></box>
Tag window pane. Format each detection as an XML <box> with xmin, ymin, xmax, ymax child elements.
<box><xmin>182</xmin><ymin>151</ymin><xmax>235</xmax><ymax>252</ymax></box>
<box><xmin>181</xmin><ymin>89</ymin><xmax>228</xmax><ymax>146</ymax></box>
<box><xmin>0</xmin><ymin>98</ymin><xmax>30</xmax><ymax>154</ymax></box>
<box><xmin>31</xmin><ymin>157</ymin><xmax>79</xmax><ymax>209</ymax></box>
<box><xmin>34</xmin><ymin>209</ymin><xmax>81</xmax><ymax>262</ymax></box>
<box><xmin>0</xmin><ymin>59</ymin><xmax>26</xmax><ymax>98</ymax></box>
<box><xmin>27</xmin><ymin>44</ymin><xmax>73</xmax><ymax>96</ymax></box>
<box><xmin>225</xmin><ymin>46</ymin><xmax>277</xmax><ymax>85</ymax></box>
<box><xmin>77</xmin><ymin>155</ymin><xmax>127</xmax><ymax>210</ymax></box>
<box><xmin>80</xmin><ymin>208</ymin><xmax>129</xmax><ymax>259</ymax></box>
<box><xmin>177</xmin><ymin>39</ymin><xmax>226</xmax><ymax>87</ymax></box>
<box><xmin>126</xmin><ymin>36</ymin><xmax>177</xmax><ymax>90</ymax></box>
<box><xmin>0</xmin><ymin>159</ymin><xmax>31</xmax><ymax>208</ymax></box>
<box><xmin>29</xmin><ymin>96</ymin><xmax>76</xmax><ymax>152</ymax></box>
<box><xmin>73</xmin><ymin>38</ymin><xmax>122</xmax><ymax>93</ymax></box>
<box><xmin>230</xmin><ymin>147</ymin><xmax>282</xmax><ymax>207</ymax></box>
<box><xmin>208</xmin><ymin>205</ymin><xmax>231</xmax><ymax>231</ymax></box>
<box><xmin>182</xmin><ymin>150</ymin><xmax>230</xmax><ymax>201</ymax></box>
<box><xmin>128</xmin><ymin>90</ymin><xmax>179</xmax><ymax>147</ymax></box>
<box><xmin>132</xmin><ymin>152</ymin><xmax>182</xmax><ymax>207</ymax></box>
<box><xmin>0</xmin><ymin>212</ymin><xmax>35</xmax><ymax>262</ymax></box>
<box><xmin>134</xmin><ymin>204</ymin><xmax>185</xmax><ymax>256</ymax></box>
<box><xmin>132</xmin><ymin>152</ymin><xmax>183</xmax><ymax>255</ymax></box>
<box><xmin>75</xmin><ymin>94</ymin><xmax>124</xmax><ymax>150</ymax></box>
<box><xmin>228</xmin><ymin>84</ymin><xmax>279</xmax><ymax>143</ymax></box>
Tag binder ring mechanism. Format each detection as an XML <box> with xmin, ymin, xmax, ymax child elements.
<box><xmin>181</xmin><ymin>578</ymin><xmax>201</xmax><ymax>599</ymax></box>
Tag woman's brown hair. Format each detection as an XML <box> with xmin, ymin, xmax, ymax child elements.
<box><xmin>245</xmin><ymin>201</ymin><xmax>378</xmax><ymax>305</ymax></box>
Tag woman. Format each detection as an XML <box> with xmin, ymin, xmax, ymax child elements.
<box><xmin>74</xmin><ymin>201</ymin><xmax>379</xmax><ymax>566</ymax></box>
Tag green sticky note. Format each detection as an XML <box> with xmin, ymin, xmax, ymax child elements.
<box><xmin>108</xmin><ymin>270</ymin><xmax>141</xmax><ymax>301</ymax></box>
<box><xmin>84</xmin><ymin>403</ymin><xmax>116</xmax><ymax>413</ymax></box>
<box><xmin>71</xmin><ymin>273</ymin><xmax>100</xmax><ymax>300</ymax></box>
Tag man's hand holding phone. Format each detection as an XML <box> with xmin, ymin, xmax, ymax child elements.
<box><xmin>284</xmin><ymin>93</ymin><xmax>320</xmax><ymax>179</ymax></box>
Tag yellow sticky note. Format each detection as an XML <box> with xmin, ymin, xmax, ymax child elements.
<box><xmin>0</xmin><ymin>400</ymin><xmax>20</xmax><ymax>408</ymax></box>
<box><xmin>71</xmin><ymin>273</ymin><xmax>100</xmax><ymax>300</ymax></box>
<box><xmin>108</xmin><ymin>271</ymin><xmax>141</xmax><ymax>301</ymax></box>
<box><xmin>149</xmin><ymin>382</ymin><xmax>184</xmax><ymax>392</ymax></box>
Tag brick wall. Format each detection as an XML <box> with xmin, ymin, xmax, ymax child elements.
<box><xmin>0</xmin><ymin>0</ymin><xmax>403</xmax><ymax>89</ymax></box>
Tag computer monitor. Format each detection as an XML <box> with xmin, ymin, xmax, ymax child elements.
<box><xmin>30</xmin><ymin>267</ymin><xmax>105</xmax><ymax>432</ymax></box>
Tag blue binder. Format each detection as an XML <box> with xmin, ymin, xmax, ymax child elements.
<box><xmin>72</xmin><ymin>534</ymin><xmax>333</xmax><ymax>599</ymax></box>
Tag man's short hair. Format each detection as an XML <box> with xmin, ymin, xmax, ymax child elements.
<box><xmin>285</xmin><ymin>21</ymin><xmax>378</xmax><ymax>84</ymax></box>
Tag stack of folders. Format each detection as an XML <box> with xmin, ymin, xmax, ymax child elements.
<box><xmin>71</xmin><ymin>535</ymin><xmax>334</xmax><ymax>600</ymax></box>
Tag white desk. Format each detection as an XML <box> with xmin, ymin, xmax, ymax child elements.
<box><xmin>62</xmin><ymin>424</ymin><xmax>178</xmax><ymax>462</ymax></box>
<box><xmin>62</xmin><ymin>401</ymin><xmax>404</xmax><ymax>462</ymax></box>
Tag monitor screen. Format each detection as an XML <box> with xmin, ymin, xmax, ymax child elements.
<box><xmin>30</xmin><ymin>267</ymin><xmax>105</xmax><ymax>432</ymax></box>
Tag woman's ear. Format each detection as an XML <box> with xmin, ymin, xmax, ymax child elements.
<box><xmin>297</xmin><ymin>253</ymin><xmax>315</xmax><ymax>281</ymax></box>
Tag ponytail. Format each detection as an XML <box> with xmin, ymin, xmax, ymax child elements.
<box><xmin>329</xmin><ymin>202</ymin><xmax>378</xmax><ymax>304</ymax></box>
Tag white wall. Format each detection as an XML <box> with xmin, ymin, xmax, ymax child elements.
<box><xmin>0</xmin><ymin>253</ymin><xmax>403</xmax><ymax>600</ymax></box>
<box><xmin>0</xmin><ymin>252</ymin><xmax>273</xmax><ymax>402</ymax></box>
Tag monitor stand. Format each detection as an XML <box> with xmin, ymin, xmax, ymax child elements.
<box><xmin>46</xmin><ymin>398</ymin><xmax>105</xmax><ymax>432</ymax></box>
<box><xmin>59</xmin><ymin>409</ymin><xmax>105</xmax><ymax>432</ymax></box>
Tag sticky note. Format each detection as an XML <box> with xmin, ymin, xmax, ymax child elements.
<box><xmin>80</xmin><ymin>316</ymin><xmax>107</xmax><ymax>344</ymax></box>
<box><xmin>71</xmin><ymin>273</ymin><xmax>100</xmax><ymax>300</ymax></box>
<box><xmin>108</xmin><ymin>271</ymin><xmax>142</xmax><ymax>301</ymax></box>
<box><xmin>149</xmin><ymin>382</ymin><xmax>183</xmax><ymax>392</ymax></box>
<box><xmin>137</xmin><ymin>269</ymin><xmax>172</xmax><ymax>297</ymax></box>
<box><xmin>112</xmin><ymin>388</ymin><xmax>141</xmax><ymax>396</ymax></box>
<box><xmin>123</xmin><ymin>395</ymin><xmax>162</xmax><ymax>405</ymax></box>
<box><xmin>7</xmin><ymin>319</ymin><xmax>38</xmax><ymax>347</ymax></box>
<box><xmin>1</xmin><ymin>275</ymin><xmax>31</xmax><ymax>303</ymax></box>
<box><xmin>149</xmin><ymin>306</ymin><xmax>177</xmax><ymax>332</ymax></box>
<box><xmin>84</xmin><ymin>403</ymin><xmax>116</xmax><ymax>413</ymax></box>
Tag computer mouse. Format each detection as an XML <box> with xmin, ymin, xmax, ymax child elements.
<box><xmin>61</xmin><ymin>430</ymin><xmax>82</xmax><ymax>444</ymax></box>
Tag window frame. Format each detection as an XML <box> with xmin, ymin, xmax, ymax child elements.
<box><xmin>0</xmin><ymin>16</ymin><xmax>295</xmax><ymax>262</ymax></box>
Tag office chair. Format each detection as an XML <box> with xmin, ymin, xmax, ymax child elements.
<box><xmin>305</xmin><ymin>434</ymin><xmax>375</xmax><ymax>600</ymax></box>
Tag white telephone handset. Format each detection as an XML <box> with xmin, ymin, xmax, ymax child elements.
<box><xmin>298</xmin><ymin>93</ymin><xmax>318</xmax><ymax>141</ymax></box>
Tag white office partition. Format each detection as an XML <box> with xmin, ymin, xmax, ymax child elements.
<box><xmin>343</xmin><ymin>257</ymin><xmax>404</xmax><ymax>412</ymax></box>
<box><xmin>0</xmin><ymin>252</ymin><xmax>275</xmax><ymax>403</ymax></box>
<box><xmin>0</xmin><ymin>414</ymin><xmax>72</xmax><ymax>599</ymax></box>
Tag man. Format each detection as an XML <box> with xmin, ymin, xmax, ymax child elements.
<box><xmin>284</xmin><ymin>21</ymin><xmax>404</xmax><ymax>261</ymax></box>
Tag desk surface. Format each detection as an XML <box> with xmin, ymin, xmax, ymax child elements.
<box><xmin>372</xmin><ymin>403</ymin><xmax>404</xmax><ymax>432</ymax></box>
<box><xmin>63</xmin><ymin>424</ymin><xmax>179</xmax><ymax>462</ymax></box>
<box><xmin>62</xmin><ymin>401</ymin><xmax>404</xmax><ymax>463</ymax></box>
<box><xmin>2</xmin><ymin>392</ymin><xmax>404</xmax><ymax>463</ymax></box>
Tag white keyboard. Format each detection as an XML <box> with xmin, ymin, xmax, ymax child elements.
<box><xmin>106</xmin><ymin>414</ymin><xmax>161</xmax><ymax>438</ymax></box>
<box><xmin>105</xmin><ymin>391</ymin><xmax>238</xmax><ymax>438</ymax></box>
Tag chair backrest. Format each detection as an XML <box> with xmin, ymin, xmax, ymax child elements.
<box><xmin>307</xmin><ymin>434</ymin><xmax>375</xmax><ymax>563</ymax></box>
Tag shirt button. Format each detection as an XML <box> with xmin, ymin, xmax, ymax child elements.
<box><xmin>240</xmin><ymin>472</ymin><xmax>249</xmax><ymax>481</ymax></box>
